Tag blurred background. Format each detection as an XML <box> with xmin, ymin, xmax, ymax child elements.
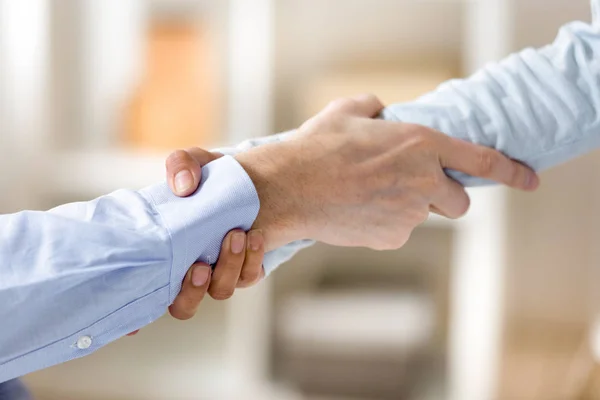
<box><xmin>1</xmin><ymin>0</ymin><xmax>600</xmax><ymax>399</ymax></box>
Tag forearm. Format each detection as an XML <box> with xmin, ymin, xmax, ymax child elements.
<box><xmin>0</xmin><ymin>156</ymin><xmax>258</xmax><ymax>382</ymax></box>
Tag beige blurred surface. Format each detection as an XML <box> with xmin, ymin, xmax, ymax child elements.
<box><xmin>297</xmin><ymin>59</ymin><xmax>459</xmax><ymax>119</ymax></box>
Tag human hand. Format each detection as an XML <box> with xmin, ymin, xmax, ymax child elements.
<box><xmin>235</xmin><ymin>94</ymin><xmax>539</xmax><ymax>251</ymax></box>
<box><xmin>165</xmin><ymin>146</ymin><xmax>266</xmax><ymax>288</ymax></box>
<box><xmin>166</xmin><ymin>227</ymin><xmax>265</xmax><ymax>321</ymax></box>
<box><xmin>127</xmin><ymin>149</ymin><xmax>265</xmax><ymax>336</ymax></box>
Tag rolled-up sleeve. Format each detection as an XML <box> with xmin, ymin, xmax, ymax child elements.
<box><xmin>383</xmin><ymin>13</ymin><xmax>600</xmax><ymax>186</ymax></box>
<box><xmin>0</xmin><ymin>156</ymin><xmax>259</xmax><ymax>382</ymax></box>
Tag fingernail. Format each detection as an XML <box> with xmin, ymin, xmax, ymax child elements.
<box><xmin>231</xmin><ymin>232</ymin><xmax>246</xmax><ymax>254</ymax></box>
<box><xmin>248</xmin><ymin>230</ymin><xmax>263</xmax><ymax>252</ymax></box>
<box><xmin>175</xmin><ymin>170</ymin><xmax>194</xmax><ymax>194</ymax></box>
<box><xmin>526</xmin><ymin>172</ymin><xmax>539</xmax><ymax>190</ymax></box>
<box><xmin>192</xmin><ymin>265</ymin><xmax>211</xmax><ymax>287</ymax></box>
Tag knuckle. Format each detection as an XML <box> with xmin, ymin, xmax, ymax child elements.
<box><xmin>406</xmin><ymin>130</ymin><xmax>435</xmax><ymax>153</ymax></box>
<box><xmin>240</xmin><ymin>269</ymin><xmax>261</xmax><ymax>285</ymax></box>
<box><xmin>165</xmin><ymin>149</ymin><xmax>192</xmax><ymax>171</ymax></box>
<box><xmin>300</xmin><ymin>113</ymin><xmax>337</xmax><ymax>135</ymax></box>
<box><xmin>327</xmin><ymin>97</ymin><xmax>356</xmax><ymax>114</ymax></box>
<box><xmin>477</xmin><ymin>149</ymin><xmax>496</xmax><ymax>176</ymax></box>
<box><xmin>509</xmin><ymin>163</ymin><xmax>523</xmax><ymax>186</ymax></box>
<box><xmin>223</xmin><ymin>258</ymin><xmax>245</xmax><ymax>272</ymax></box>
<box><xmin>419</xmin><ymin>172</ymin><xmax>442</xmax><ymax>196</ymax></box>
<box><xmin>169</xmin><ymin>304</ymin><xmax>195</xmax><ymax>321</ymax></box>
<box><xmin>406</xmin><ymin>124</ymin><xmax>431</xmax><ymax>141</ymax></box>
<box><xmin>210</xmin><ymin>287</ymin><xmax>235</xmax><ymax>301</ymax></box>
<box><xmin>184</xmin><ymin>146</ymin><xmax>206</xmax><ymax>156</ymax></box>
<box><xmin>328</xmin><ymin>97</ymin><xmax>350</xmax><ymax>109</ymax></box>
<box><xmin>362</xmin><ymin>92</ymin><xmax>379</xmax><ymax>102</ymax></box>
<box><xmin>428</xmin><ymin>172</ymin><xmax>444</xmax><ymax>191</ymax></box>
<box><xmin>356</xmin><ymin>93</ymin><xmax>381</xmax><ymax>106</ymax></box>
<box><xmin>180</xmin><ymin>293</ymin><xmax>201</xmax><ymax>310</ymax></box>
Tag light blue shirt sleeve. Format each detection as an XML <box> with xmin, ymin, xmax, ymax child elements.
<box><xmin>222</xmin><ymin>0</ymin><xmax>600</xmax><ymax>274</ymax></box>
<box><xmin>0</xmin><ymin>156</ymin><xmax>259</xmax><ymax>382</ymax></box>
<box><xmin>384</xmin><ymin>4</ymin><xmax>600</xmax><ymax>185</ymax></box>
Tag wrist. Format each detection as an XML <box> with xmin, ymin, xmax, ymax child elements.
<box><xmin>235</xmin><ymin>142</ymin><xmax>309</xmax><ymax>251</ymax></box>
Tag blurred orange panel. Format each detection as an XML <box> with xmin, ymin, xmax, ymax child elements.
<box><xmin>124</xmin><ymin>20</ymin><xmax>219</xmax><ymax>150</ymax></box>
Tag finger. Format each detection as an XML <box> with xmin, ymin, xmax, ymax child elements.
<box><xmin>327</xmin><ymin>94</ymin><xmax>384</xmax><ymax>118</ymax></box>
<box><xmin>438</xmin><ymin>137</ymin><xmax>539</xmax><ymax>191</ymax></box>
<box><xmin>169</xmin><ymin>263</ymin><xmax>212</xmax><ymax>321</ymax></box>
<box><xmin>208</xmin><ymin>230</ymin><xmax>246</xmax><ymax>300</ymax></box>
<box><xmin>166</xmin><ymin>149</ymin><xmax>203</xmax><ymax>197</ymax></box>
<box><xmin>237</xmin><ymin>229</ymin><xmax>265</xmax><ymax>288</ymax></box>
<box><xmin>348</xmin><ymin>94</ymin><xmax>385</xmax><ymax>117</ymax></box>
<box><xmin>431</xmin><ymin>175</ymin><xmax>471</xmax><ymax>219</ymax></box>
<box><xmin>166</xmin><ymin>148</ymin><xmax>222</xmax><ymax>197</ymax></box>
<box><xmin>127</xmin><ymin>330</ymin><xmax>140</xmax><ymax>336</ymax></box>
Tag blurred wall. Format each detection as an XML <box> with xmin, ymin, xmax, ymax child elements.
<box><xmin>505</xmin><ymin>0</ymin><xmax>595</xmax><ymax>326</ymax></box>
<box><xmin>273</xmin><ymin>0</ymin><xmax>464</xmax><ymax>130</ymax></box>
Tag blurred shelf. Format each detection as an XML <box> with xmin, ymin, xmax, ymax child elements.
<box><xmin>47</xmin><ymin>149</ymin><xmax>170</xmax><ymax>197</ymax></box>
<box><xmin>298</xmin><ymin>64</ymin><xmax>459</xmax><ymax>121</ymax></box>
<box><xmin>278</xmin><ymin>290</ymin><xmax>435</xmax><ymax>356</ymax></box>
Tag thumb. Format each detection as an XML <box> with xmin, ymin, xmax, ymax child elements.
<box><xmin>348</xmin><ymin>93</ymin><xmax>385</xmax><ymax>118</ymax></box>
<box><xmin>328</xmin><ymin>93</ymin><xmax>384</xmax><ymax>118</ymax></box>
<box><xmin>166</xmin><ymin>148</ymin><xmax>223</xmax><ymax>197</ymax></box>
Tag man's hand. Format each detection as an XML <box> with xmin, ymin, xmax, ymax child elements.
<box><xmin>235</xmin><ymin>94</ymin><xmax>539</xmax><ymax>251</ymax></box>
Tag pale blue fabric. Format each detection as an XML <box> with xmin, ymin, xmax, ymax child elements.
<box><xmin>383</xmin><ymin>11</ymin><xmax>600</xmax><ymax>186</ymax></box>
<box><xmin>3</xmin><ymin>0</ymin><xmax>600</xmax><ymax>389</ymax></box>
<box><xmin>0</xmin><ymin>156</ymin><xmax>259</xmax><ymax>382</ymax></box>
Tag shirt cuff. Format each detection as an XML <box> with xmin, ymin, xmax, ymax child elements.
<box><xmin>262</xmin><ymin>240</ymin><xmax>315</xmax><ymax>276</ymax></box>
<box><xmin>139</xmin><ymin>155</ymin><xmax>260</xmax><ymax>303</ymax></box>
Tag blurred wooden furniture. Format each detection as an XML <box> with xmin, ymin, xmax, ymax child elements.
<box><xmin>124</xmin><ymin>20</ymin><xmax>219</xmax><ymax>149</ymax></box>
<box><xmin>276</xmin><ymin>289</ymin><xmax>435</xmax><ymax>399</ymax></box>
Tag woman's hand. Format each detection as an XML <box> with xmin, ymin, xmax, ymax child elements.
<box><xmin>166</xmin><ymin>148</ymin><xmax>266</xmax><ymax>317</ymax></box>
<box><xmin>127</xmin><ymin>148</ymin><xmax>265</xmax><ymax>336</ymax></box>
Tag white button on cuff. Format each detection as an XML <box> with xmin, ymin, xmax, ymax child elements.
<box><xmin>76</xmin><ymin>335</ymin><xmax>92</xmax><ymax>349</ymax></box>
